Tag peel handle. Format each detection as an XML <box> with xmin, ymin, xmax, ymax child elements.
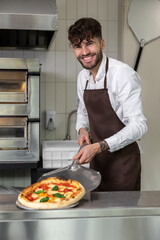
<box><xmin>70</xmin><ymin>142</ymin><xmax>87</xmax><ymax>169</ymax></box>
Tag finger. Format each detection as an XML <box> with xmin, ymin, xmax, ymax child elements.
<box><xmin>73</xmin><ymin>151</ymin><xmax>82</xmax><ymax>160</ymax></box>
<box><xmin>85</xmin><ymin>136</ymin><xmax>90</xmax><ymax>145</ymax></box>
<box><xmin>78</xmin><ymin>154</ymin><xmax>88</xmax><ymax>164</ymax></box>
<box><xmin>78</xmin><ymin>136</ymin><xmax>84</xmax><ymax>146</ymax></box>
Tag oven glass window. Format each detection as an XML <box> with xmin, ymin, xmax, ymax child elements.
<box><xmin>0</xmin><ymin>70</ymin><xmax>27</xmax><ymax>102</ymax></box>
<box><xmin>0</xmin><ymin>82</ymin><xmax>25</xmax><ymax>92</ymax></box>
<box><xmin>0</xmin><ymin>117</ymin><xmax>28</xmax><ymax>149</ymax></box>
<box><xmin>0</xmin><ymin>127</ymin><xmax>24</xmax><ymax>138</ymax></box>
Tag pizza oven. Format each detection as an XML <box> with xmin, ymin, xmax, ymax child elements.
<box><xmin>0</xmin><ymin>58</ymin><xmax>40</xmax><ymax>163</ymax></box>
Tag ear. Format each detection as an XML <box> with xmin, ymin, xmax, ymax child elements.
<box><xmin>101</xmin><ymin>38</ymin><xmax>105</xmax><ymax>50</ymax></box>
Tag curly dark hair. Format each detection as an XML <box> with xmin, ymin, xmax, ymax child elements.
<box><xmin>68</xmin><ymin>18</ymin><xmax>102</xmax><ymax>47</ymax></box>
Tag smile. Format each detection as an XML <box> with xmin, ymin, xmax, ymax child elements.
<box><xmin>80</xmin><ymin>54</ymin><xmax>95</xmax><ymax>62</ymax></box>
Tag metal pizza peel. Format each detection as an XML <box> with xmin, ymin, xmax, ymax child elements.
<box><xmin>128</xmin><ymin>0</ymin><xmax>160</xmax><ymax>71</ymax></box>
<box><xmin>38</xmin><ymin>144</ymin><xmax>101</xmax><ymax>192</ymax></box>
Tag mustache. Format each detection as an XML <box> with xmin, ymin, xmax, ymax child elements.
<box><xmin>78</xmin><ymin>53</ymin><xmax>95</xmax><ymax>60</ymax></box>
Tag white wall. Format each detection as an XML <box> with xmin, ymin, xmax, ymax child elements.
<box><xmin>123</xmin><ymin>0</ymin><xmax>160</xmax><ymax>190</ymax></box>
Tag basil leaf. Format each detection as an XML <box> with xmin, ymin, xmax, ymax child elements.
<box><xmin>40</xmin><ymin>197</ymin><xmax>49</xmax><ymax>202</ymax></box>
<box><xmin>33</xmin><ymin>190</ymin><xmax>46</xmax><ymax>194</ymax></box>
<box><xmin>52</xmin><ymin>185</ymin><xmax>58</xmax><ymax>191</ymax></box>
<box><xmin>53</xmin><ymin>193</ymin><xmax>65</xmax><ymax>198</ymax></box>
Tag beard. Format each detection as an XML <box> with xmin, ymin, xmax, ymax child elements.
<box><xmin>77</xmin><ymin>50</ymin><xmax>103</xmax><ymax>70</ymax></box>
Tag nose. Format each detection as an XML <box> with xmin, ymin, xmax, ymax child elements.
<box><xmin>81</xmin><ymin>45</ymin><xmax>90</xmax><ymax>56</ymax></box>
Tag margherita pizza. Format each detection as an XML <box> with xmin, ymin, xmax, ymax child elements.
<box><xmin>18</xmin><ymin>177</ymin><xmax>85</xmax><ymax>209</ymax></box>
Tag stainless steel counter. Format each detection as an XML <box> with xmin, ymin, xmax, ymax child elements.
<box><xmin>1</xmin><ymin>191</ymin><xmax>160</xmax><ymax>240</ymax></box>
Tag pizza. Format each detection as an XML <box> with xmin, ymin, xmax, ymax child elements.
<box><xmin>18</xmin><ymin>177</ymin><xmax>85</xmax><ymax>209</ymax></box>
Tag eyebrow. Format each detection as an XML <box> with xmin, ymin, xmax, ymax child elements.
<box><xmin>73</xmin><ymin>39</ymin><xmax>95</xmax><ymax>48</ymax></box>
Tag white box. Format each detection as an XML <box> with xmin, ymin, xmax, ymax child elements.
<box><xmin>42</xmin><ymin>140</ymin><xmax>79</xmax><ymax>168</ymax></box>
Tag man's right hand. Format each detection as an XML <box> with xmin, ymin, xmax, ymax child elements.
<box><xmin>78</xmin><ymin>128</ymin><xmax>90</xmax><ymax>146</ymax></box>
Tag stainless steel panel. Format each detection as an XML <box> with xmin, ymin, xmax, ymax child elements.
<box><xmin>0</xmin><ymin>139</ymin><xmax>27</xmax><ymax>149</ymax></box>
<box><xmin>1</xmin><ymin>217</ymin><xmax>160</xmax><ymax>240</ymax></box>
<box><xmin>0</xmin><ymin>0</ymin><xmax>58</xmax><ymax>31</ymax></box>
<box><xmin>1</xmin><ymin>192</ymin><xmax>160</xmax><ymax>240</ymax></box>
<box><xmin>29</xmin><ymin>76</ymin><xmax>39</xmax><ymax>118</ymax></box>
<box><xmin>0</xmin><ymin>58</ymin><xmax>27</xmax><ymax>70</ymax></box>
<box><xmin>0</xmin><ymin>93</ymin><xmax>27</xmax><ymax>103</ymax></box>
<box><xmin>0</xmin><ymin>58</ymin><xmax>39</xmax><ymax>72</ymax></box>
<box><xmin>0</xmin><ymin>14</ymin><xmax>58</xmax><ymax>31</ymax></box>
<box><xmin>28</xmin><ymin>122</ymin><xmax>40</xmax><ymax>160</ymax></box>
<box><xmin>0</xmin><ymin>104</ymin><xmax>28</xmax><ymax>116</ymax></box>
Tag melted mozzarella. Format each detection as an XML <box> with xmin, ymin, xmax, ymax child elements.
<box><xmin>47</xmin><ymin>190</ymin><xmax>58</xmax><ymax>195</ymax></box>
<box><xmin>31</xmin><ymin>193</ymin><xmax>39</xmax><ymax>199</ymax></box>
<box><xmin>65</xmin><ymin>192</ymin><xmax>73</xmax><ymax>199</ymax></box>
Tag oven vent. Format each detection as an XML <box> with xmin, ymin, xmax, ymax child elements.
<box><xmin>0</xmin><ymin>0</ymin><xmax>58</xmax><ymax>50</ymax></box>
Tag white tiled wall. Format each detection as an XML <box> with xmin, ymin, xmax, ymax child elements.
<box><xmin>0</xmin><ymin>0</ymin><xmax>122</xmax><ymax>187</ymax></box>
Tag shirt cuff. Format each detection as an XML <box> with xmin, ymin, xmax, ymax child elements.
<box><xmin>105</xmin><ymin>135</ymin><xmax>120</xmax><ymax>152</ymax></box>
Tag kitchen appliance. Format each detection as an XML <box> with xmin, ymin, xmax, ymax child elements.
<box><xmin>128</xmin><ymin>0</ymin><xmax>160</xmax><ymax>71</ymax></box>
<box><xmin>0</xmin><ymin>58</ymin><xmax>40</xmax><ymax>164</ymax></box>
<box><xmin>0</xmin><ymin>0</ymin><xmax>58</xmax><ymax>50</ymax></box>
<box><xmin>39</xmin><ymin>144</ymin><xmax>101</xmax><ymax>192</ymax></box>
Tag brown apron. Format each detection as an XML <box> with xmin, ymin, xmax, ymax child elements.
<box><xmin>83</xmin><ymin>58</ymin><xmax>141</xmax><ymax>191</ymax></box>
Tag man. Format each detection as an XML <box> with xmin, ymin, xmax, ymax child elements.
<box><xmin>68</xmin><ymin>18</ymin><xmax>147</xmax><ymax>191</ymax></box>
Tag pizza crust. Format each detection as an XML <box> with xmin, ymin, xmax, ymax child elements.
<box><xmin>18</xmin><ymin>177</ymin><xmax>85</xmax><ymax>209</ymax></box>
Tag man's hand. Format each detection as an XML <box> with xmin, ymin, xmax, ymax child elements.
<box><xmin>73</xmin><ymin>143</ymin><xmax>101</xmax><ymax>164</ymax></box>
<box><xmin>78</xmin><ymin>128</ymin><xmax>90</xmax><ymax>146</ymax></box>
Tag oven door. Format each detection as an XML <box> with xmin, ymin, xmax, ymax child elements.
<box><xmin>0</xmin><ymin>117</ymin><xmax>28</xmax><ymax>149</ymax></box>
<box><xmin>0</xmin><ymin>70</ymin><xmax>27</xmax><ymax>103</ymax></box>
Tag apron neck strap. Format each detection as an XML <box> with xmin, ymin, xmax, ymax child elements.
<box><xmin>104</xmin><ymin>57</ymin><xmax>109</xmax><ymax>89</ymax></box>
<box><xmin>85</xmin><ymin>79</ymin><xmax>89</xmax><ymax>89</ymax></box>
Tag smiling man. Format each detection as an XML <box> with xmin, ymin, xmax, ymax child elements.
<box><xmin>68</xmin><ymin>18</ymin><xmax>147</xmax><ymax>191</ymax></box>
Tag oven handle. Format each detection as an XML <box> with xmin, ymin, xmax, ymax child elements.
<box><xmin>27</xmin><ymin>118</ymin><xmax>40</xmax><ymax>123</ymax></box>
<box><xmin>27</xmin><ymin>72</ymin><xmax>40</xmax><ymax>76</ymax></box>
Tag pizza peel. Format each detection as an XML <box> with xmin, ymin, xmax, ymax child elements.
<box><xmin>128</xmin><ymin>0</ymin><xmax>160</xmax><ymax>71</ymax></box>
<box><xmin>38</xmin><ymin>144</ymin><xmax>101</xmax><ymax>192</ymax></box>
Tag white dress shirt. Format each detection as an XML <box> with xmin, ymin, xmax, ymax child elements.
<box><xmin>76</xmin><ymin>53</ymin><xmax>147</xmax><ymax>152</ymax></box>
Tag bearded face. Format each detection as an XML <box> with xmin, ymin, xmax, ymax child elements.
<box><xmin>73</xmin><ymin>38</ymin><xmax>105</xmax><ymax>71</ymax></box>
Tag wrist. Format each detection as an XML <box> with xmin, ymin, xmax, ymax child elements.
<box><xmin>79</xmin><ymin>128</ymin><xmax>89</xmax><ymax>138</ymax></box>
<box><xmin>99</xmin><ymin>140</ymin><xmax>108</xmax><ymax>152</ymax></box>
<box><xmin>79</xmin><ymin>127</ymin><xmax>87</xmax><ymax>135</ymax></box>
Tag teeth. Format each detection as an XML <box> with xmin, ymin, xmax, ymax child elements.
<box><xmin>84</xmin><ymin>57</ymin><xmax>91</xmax><ymax>60</ymax></box>
<box><xmin>82</xmin><ymin>56</ymin><xmax>93</xmax><ymax>61</ymax></box>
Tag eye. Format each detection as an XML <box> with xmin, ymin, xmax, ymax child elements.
<box><xmin>73</xmin><ymin>44</ymin><xmax>81</xmax><ymax>49</ymax></box>
<box><xmin>86</xmin><ymin>41</ymin><xmax>94</xmax><ymax>46</ymax></box>
<box><xmin>74</xmin><ymin>45</ymin><xmax>80</xmax><ymax>49</ymax></box>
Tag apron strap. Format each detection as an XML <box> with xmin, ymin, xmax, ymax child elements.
<box><xmin>104</xmin><ymin>57</ymin><xmax>109</xmax><ymax>89</ymax></box>
<box><xmin>85</xmin><ymin>80</ymin><xmax>89</xmax><ymax>90</ymax></box>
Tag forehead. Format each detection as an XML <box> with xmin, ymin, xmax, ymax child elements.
<box><xmin>73</xmin><ymin>37</ymin><xmax>99</xmax><ymax>46</ymax></box>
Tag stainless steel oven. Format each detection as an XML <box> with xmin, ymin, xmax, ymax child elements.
<box><xmin>0</xmin><ymin>58</ymin><xmax>40</xmax><ymax>163</ymax></box>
